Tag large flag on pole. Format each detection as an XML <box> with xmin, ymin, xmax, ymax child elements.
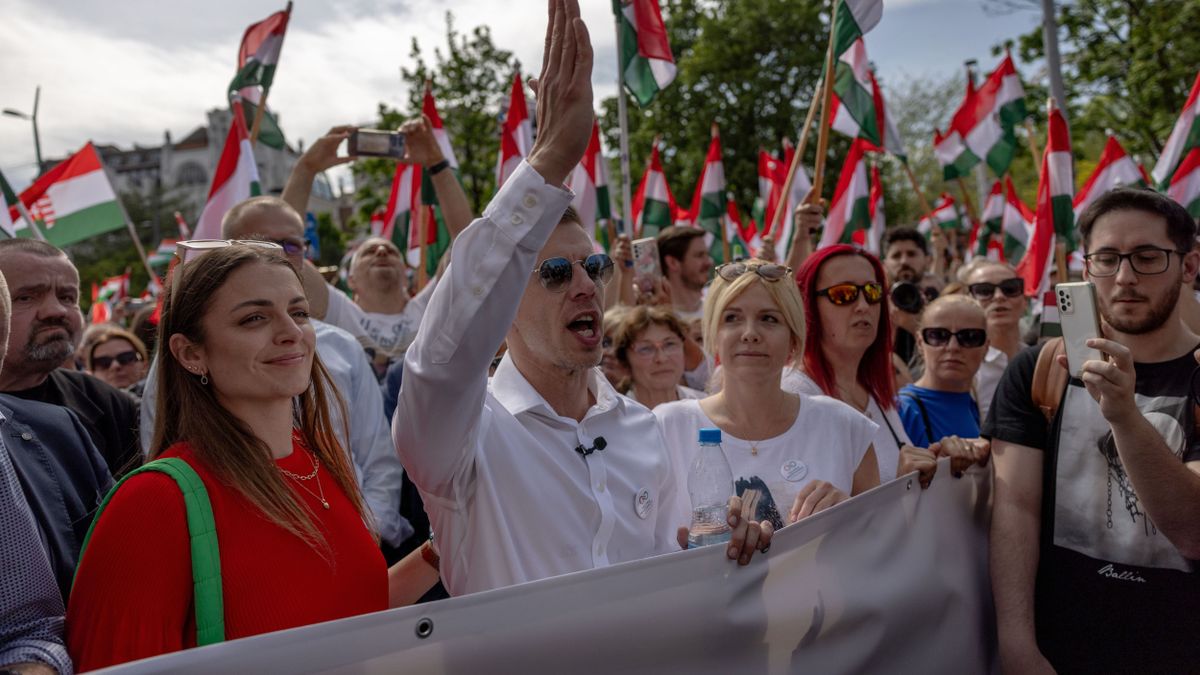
<box><xmin>832</xmin><ymin>0</ymin><xmax>884</xmax><ymax>58</ymax></box>
<box><xmin>1152</xmin><ymin>70</ymin><xmax>1200</xmax><ymax>190</ymax></box>
<box><xmin>423</xmin><ymin>85</ymin><xmax>459</xmax><ymax>171</ymax></box>
<box><xmin>229</xmin><ymin>4</ymin><xmax>292</xmax><ymax>150</ymax></box>
<box><xmin>853</xmin><ymin>159</ymin><xmax>885</xmax><ymax>254</ymax></box>
<box><xmin>723</xmin><ymin>196</ymin><xmax>752</xmax><ymax>261</ymax></box>
<box><xmin>1017</xmin><ymin>104</ymin><xmax>1073</xmax><ymax>297</ymax></box>
<box><xmin>979</xmin><ymin>177</ymin><xmax>1034</xmax><ymax>262</ymax></box>
<box><xmin>381</xmin><ymin>163</ymin><xmax>422</xmax><ymax>266</ymax></box>
<box><xmin>496</xmin><ymin>72</ymin><xmax>532</xmax><ymax>190</ymax></box>
<box><xmin>567</xmin><ymin>120</ymin><xmax>615</xmax><ymax>247</ymax></box>
<box><xmin>416</xmin><ymin>84</ymin><xmax>457</xmax><ymax>274</ymax></box>
<box><xmin>686</xmin><ymin>127</ymin><xmax>730</xmax><ymax>262</ymax></box>
<box><xmin>631</xmin><ymin>140</ymin><xmax>678</xmax><ymax>239</ymax></box>
<box><xmin>1165</xmin><ymin>147</ymin><xmax>1200</xmax><ymax>218</ymax></box>
<box><xmin>614</xmin><ymin>0</ymin><xmax>677</xmax><ymax>107</ymax></box>
<box><xmin>754</xmin><ymin>146</ymin><xmax>813</xmax><ymax>255</ymax></box>
<box><xmin>10</xmin><ymin>142</ymin><xmax>126</xmax><ymax>247</ymax></box>
<box><xmin>1074</xmin><ymin>135</ymin><xmax>1149</xmax><ymax>219</ymax></box>
<box><xmin>0</xmin><ymin>168</ymin><xmax>19</xmax><ymax>238</ymax></box>
<box><xmin>917</xmin><ymin>193</ymin><xmax>962</xmax><ymax>235</ymax></box>
<box><xmin>820</xmin><ymin>138</ymin><xmax>871</xmax><ymax>247</ymax></box>
<box><xmin>936</xmin><ymin>53</ymin><xmax>1027</xmax><ymax>179</ymax></box>
<box><xmin>195</xmin><ymin>98</ymin><xmax>262</xmax><ymax>239</ymax></box>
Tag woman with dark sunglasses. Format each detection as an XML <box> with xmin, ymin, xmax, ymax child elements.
<box><xmin>82</xmin><ymin>326</ymin><xmax>150</xmax><ymax>396</ymax></box>
<box><xmin>959</xmin><ymin>260</ymin><xmax>1028</xmax><ymax>422</ymax></box>
<box><xmin>897</xmin><ymin>295</ymin><xmax>989</xmax><ymax>448</ymax></box>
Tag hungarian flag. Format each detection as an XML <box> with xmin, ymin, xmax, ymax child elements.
<box><xmin>11</xmin><ymin>142</ymin><xmax>126</xmax><ymax>247</ymax></box>
<box><xmin>936</xmin><ymin>52</ymin><xmax>1027</xmax><ymax>179</ymax></box>
<box><xmin>754</xmin><ymin>146</ymin><xmax>813</xmax><ymax>256</ymax></box>
<box><xmin>417</xmin><ymin>85</ymin><xmax>457</xmax><ymax>274</ymax></box>
<box><xmin>614</xmin><ymin>0</ymin><xmax>677</xmax><ymax>107</ymax></box>
<box><xmin>1165</xmin><ymin>147</ymin><xmax>1200</xmax><ymax>218</ymax></box>
<box><xmin>832</xmin><ymin>0</ymin><xmax>884</xmax><ymax>59</ymax></box>
<box><xmin>381</xmin><ymin>163</ymin><xmax>422</xmax><ymax>267</ymax></box>
<box><xmin>496</xmin><ymin>72</ymin><xmax>532</xmax><ymax>189</ymax></box>
<box><xmin>1074</xmin><ymin>135</ymin><xmax>1150</xmax><ymax>219</ymax></box>
<box><xmin>195</xmin><ymin>98</ymin><xmax>262</xmax><ymax>239</ymax></box>
<box><xmin>829</xmin><ymin>38</ymin><xmax>904</xmax><ymax>158</ymax></box>
<box><xmin>917</xmin><ymin>193</ymin><xmax>962</xmax><ymax>235</ymax></box>
<box><xmin>1017</xmin><ymin>105</ymin><xmax>1073</xmax><ymax>297</ymax></box>
<box><xmin>980</xmin><ymin>177</ymin><xmax>1034</xmax><ymax>262</ymax></box>
<box><xmin>229</xmin><ymin>4</ymin><xmax>292</xmax><ymax>150</ymax></box>
<box><xmin>0</xmin><ymin>168</ymin><xmax>20</xmax><ymax>238</ymax></box>
<box><xmin>724</xmin><ymin>197</ymin><xmax>752</xmax><ymax>261</ymax></box>
<box><xmin>686</xmin><ymin>127</ymin><xmax>731</xmax><ymax>262</ymax></box>
<box><xmin>173</xmin><ymin>211</ymin><xmax>191</xmax><ymax>239</ymax></box>
<box><xmin>423</xmin><ymin>84</ymin><xmax>459</xmax><ymax>171</ymax></box>
<box><xmin>567</xmin><ymin>120</ymin><xmax>615</xmax><ymax>248</ymax></box>
<box><xmin>148</xmin><ymin>238</ymin><xmax>180</xmax><ymax>267</ymax></box>
<box><xmin>820</xmin><ymin>139</ymin><xmax>871</xmax><ymax>248</ymax></box>
<box><xmin>853</xmin><ymin>160</ymin><xmax>885</xmax><ymax>254</ymax></box>
<box><xmin>631</xmin><ymin>141</ymin><xmax>679</xmax><ymax>239</ymax></box>
<box><xmin>1152</xmin><ymin>70</ymin><xmax>1200</xmax><ymax>190</ymax></box>
<box><xmin>96</xmin><ymin>271</ymin><xmax>130</xmax><ymax>303</ymax></box>
<box><xmin>89</xmin><ymin>283</ymin><xmax>111</xmax><ymax>324</ymax></box>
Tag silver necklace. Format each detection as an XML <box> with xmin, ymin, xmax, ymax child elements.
<box><xmin>280</xmin><ymin>451</ymin><xmax>330</xmax><ymax>510</ymax></box>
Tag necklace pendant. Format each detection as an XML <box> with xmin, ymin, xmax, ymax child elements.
<box><xmin>321</xmin><ymin>500</ymin><xmax>330</xmax><ymax>510</ymax></box>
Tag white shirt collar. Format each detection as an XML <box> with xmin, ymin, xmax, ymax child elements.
<box><xmin>984</xmin><ymin>345</ymin><xmax>1008</xmax><ymax>364</ymax></box>
<box><xmin>491</xmin><ymin>353</ymin><xmax>624</xmax><ymax>420</ymax></box>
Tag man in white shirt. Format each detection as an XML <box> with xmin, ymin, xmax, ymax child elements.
<box><xmin>395</xmin><ymin>0</ymin><xmax>770</xmax><ymax>597</ymax></box>
<box><xmin>141</xmin><ymin>197</ymin><xmax>413</xmax><ymax>549</ymax></box>
<box><xmin>656</xmin><ymin>226</ymin><xmax>712</xmax><ymax>323</ymax></box>
<box><xmin>960</xmin><ymin>260</ymin><xmax>1027</xmax><ymax>422</ymax></box>
<box><xmin>283</xmin><ymin>115</ymin><xmax>474</xmax><ymax>361</ymax></box>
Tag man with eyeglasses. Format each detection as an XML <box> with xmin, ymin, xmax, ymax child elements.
<box><xmin>958</xmin><ymin>260</ymin><xmax>1028</xmax><ymax>422</ymax></box>
<box><xmin>394</xmin><ymin>0</ymin><xmax>769</xmax><ymax>597</ymax></box>
<box><xmin>985</xmin><ymin>188</ymin><xmax>1200</xmax><ymax>672</ymax></box>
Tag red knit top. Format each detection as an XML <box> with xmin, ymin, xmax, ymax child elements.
<box><xmin>66</xmin><ymin>438</ymin><xmax>386</xmax><ymax>672</ymax></box>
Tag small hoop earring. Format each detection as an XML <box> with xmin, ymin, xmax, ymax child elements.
<box><xmin>200</xmin><ymin>374</ymin><xmax>209</xmax><ymax>386</ymax></box>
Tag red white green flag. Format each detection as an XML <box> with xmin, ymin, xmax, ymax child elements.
<box><xmin>148</xmin><ymin>238</ymin><xmax>179</xmax><ymax>267</ymax></box>
<box><xmin>1152</xmin><ymin>70</ymin><xmax>1200</xmax><ymax>190</ymax></box>
<box><xmin>11</xmin><ymin>142</ymin><xmax>126</xmax><ymax>247</ymax></box>
<box><xmin>1074</xmin><ymin>135</ymin><xmax>1149</xmax><ymax>219</ymax></box>
<box><xmin>936</xmin><ymin>53</ymin><xmax>1027</xmax><ymax>179</ymax></box>
<box><xmin>829</xmin><ymin>36</ymin><xmax>903</xmax><ymax>159</ymax></box>
<box><xmin>820</xmin><ymin>139</ymin><xmax>871</xmax><ymax>247</ymax></box>
<box><xmin>979</xmin><ymin>177</ymin><xmax>1034</xmax><ymax>262</ymax></box>
<box><xmin>423</xmin><ymin>84</ymin><xmax>459</xmax><ymax>170</ymax></box>
<box><xmin>229</xmin><ymin>4</ymin><xmax>291</xmax><ymax>150</ymax></box>
<box><xmin>0</xmin><ymin>168</ymin><xmax>20</xmax><ymax>238</ymax></box>
<box><xmin>631</xmin><ymin>141</ymin><xmax>679</xmax><ymax>239</ymax></box>
<box><xmin>195</xmin><ymin>98</ymin><xmax>262</xmax><ymax>239</ymax></box>
<box><xmin>1166</xmin><ymin>147</ymin><xmax>1200</xmax><ymax>218</ymax></box>
<box><xmin>853</xmin><ymin>160</ymin><xmax>885</xmax><ymax>255</ymax></box>
<box><xmin>381</xmin><ymin>163</ymin><xmax>422</xmax><ymax>267</ymax></box>
<box><xmin>614</xmin><ymin>0</ymin><xmax>677</xmax><ymax>107</ymax></box>
<box><xmin>917</xmin><ymin>193</ymin><xmax>962</xmax><ymax>235</ymax></box>
<box><xmin>686</xmin><ymin>128</ymin><xmax>731</xmax><ymax>262</ymax></box>
<box><xmin>724</xmin><ymin>197</ymin><xmax>752</xmax><ymax>261</ymax></box>
<box><xmin>567</xmin><ymin>120</ymin><xmax>615</xmax><ymax>247</ymax></box>
<box><xmin>496</xmin><ymin>72</ymin><xmax>532</xmax><ymax>189</ymax></box>
<box><xmin>96</xmin><ymin>271</ymin><xmax>130</xmax><ymax>304</ymax></box>
<box><xmin>416</xmin><ymin>85</ymin><xmax>456</xmax><ymax>274</ymax></box>
<box><xmin>1017</xmin><ymin>106</ymin><xmax>1073</xmax><ymax>297</ymax></box>
<box><xmin>754</xmin><ymin>145</ymin><xmax>813</xmax><ymax>256</ymax></box>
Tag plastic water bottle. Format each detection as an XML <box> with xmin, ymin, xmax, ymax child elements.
<box><xmin>687</xmin><ymin>428</ymin><xmax>734</xmax><ymax>549</ymax></box>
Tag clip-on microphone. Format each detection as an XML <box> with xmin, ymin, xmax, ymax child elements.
<box><xmin>575</xmin><ymin>436</ymin><xmax>607</xmax><ymax>457</ymax></box>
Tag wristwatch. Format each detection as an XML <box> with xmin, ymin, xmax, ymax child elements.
<box><xmin>420</xmin><ymin>534</ymin><xmax>440</xmax><ymax>570</ymax></box>
<box><xmin>428</xmin><ymin>159</ymin><xmax>451</xmax><ymax>176</ymax></box>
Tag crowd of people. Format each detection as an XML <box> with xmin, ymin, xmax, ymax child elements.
<box><xmin>3</xmin><ymin>2</ymin><xmax>1199</xmax><ymax>673</ymax></box>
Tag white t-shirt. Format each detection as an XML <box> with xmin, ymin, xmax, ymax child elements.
<box><xmin>974</xmin><ymin>345</ymin><xmax>1008</xmax><ymax>424</ymax></box>
<box><xmin>323</xmin><ymin>278</ymin><xmax>437</xmax><ymax>358</ymax></box>
<box><xmin>626</xmin><ymin>384</ymin><xmax>705</xmax><ymax>409</ymax></box>
<box><xmin>781</xmin><ymin>368</ymin><xmax>910</xmax><ymax>482</ymax></box>
<box><xmin>654</xmin><ymin>396</ymin><xmax>876</xmax><ymax>530</ymax></box>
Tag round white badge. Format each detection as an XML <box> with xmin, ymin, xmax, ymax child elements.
<box><xmin>780</xmin><ymin>459</ymin><xmax>808</xmax><ymax>483</ymax></box>
<box><xmin>634</xmin><ymin>488</ymin><xmax>653</xmax><ymax>520</ymax></box>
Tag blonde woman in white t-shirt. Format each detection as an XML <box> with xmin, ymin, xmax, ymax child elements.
<box><xmin>655</xmin><ymin>260</ymin><xmax>880</xmax><ymax>534</ymax></box>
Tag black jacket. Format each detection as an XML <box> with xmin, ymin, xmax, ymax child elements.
<box><xmin>1</xmin><ymin>394</ymin><xmax>113</xmax><ymax>600</ymax></box>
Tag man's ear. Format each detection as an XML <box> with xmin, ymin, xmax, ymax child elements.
<box><xmin>663</xmin><ymin>256</ymin><xmax>681</xmax><ymax>277</ymax></box>
<box><xmin>1182</xmin><ymin>249</ymin><xmax>1200</xmax><ymax>284</ymax></box>
<box><xmin>169</xmin><ymin>333</ymin><xmax>207</xmax><ymax>377</ymax></box>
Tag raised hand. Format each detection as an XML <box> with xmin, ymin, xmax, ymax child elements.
<box><xmin>299</xmin><ymin>125</ymin><xmax>355</xmax><ymax>173</ymax></box>
<box><xmin>527</xmin><ymin>0</ymin><xmax>594</xmax><ymax>187</ymax></box>
<box><xmin>398</xmin><ymin>115</ymin><xmax>447</xmax><ymax>166</ymax></box>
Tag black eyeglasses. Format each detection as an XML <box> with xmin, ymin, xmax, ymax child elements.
<box><xmin>816</xmin><ymin>282</ymin><xmax>885</xmax><ymax>306</ymax></box>
<box><xmin>1083</xmin><ymin>247</ymin><xmax>1183</xmax><ymax>277</ymax></box>
<box><xmin>532</xmin><ymin>254</ymin><xmax>615</xmax><ymax>292</ymax></box>
<box><xmin>93</xmin><ymin>350</ymin><xmax>143</xmax><ymax>370</ymax></box>
<box><xmin>269</xmin><ymin>237</ymin><xmax>311</xmax><ymax>256</ymax></box>
<box><xmin>715</xmin><ymin>262</ymin><xmax>792</xmax><ymax>282</ymax></box>
<box><xmin>920</xmin><ymin>327</ymin><xmax>988</xmax><ymax>348</ymax></box>
<box><xmin>968</xmin><ymin>278</ymin><xmax>1025</xmax><ymax>301</ymax></box>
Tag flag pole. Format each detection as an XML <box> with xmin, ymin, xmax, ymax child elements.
<box><xmin>809</xmin><ymin>0</ymin><xmax>841</xmax><ymax>201</ymax></box>
<box><xmin>901</xmin><ymin>162</ymin><xmax>933</xmax><ymax>216</ymax></box>
<box><xmin>11</xmin><ymin>197</ymin><xmax>48</xmax><ymax>241</ymax></box>
<box><xmin>954</xmin><ymin>177</ymin><xmax>980</xmax><ymax>223</ymax></box>
<box><xmin>1047</xmin><ymin>97</ymin><xmax>1069</xmax><ymax>283</ymax></box>
<box><xmin>713</xmin><ymin>123</ymin><xmax>731</xmax><ymax>264</ymax></box>
<box><xmin>770</xmin><ymin>76</ymin><xmax>823</xmax><ymax>239</ymax></box>
<box><xmin>99</xmin><ymin>158</ymin><xmax>158</xmax><ymax>283</ymax></box>
<box><xmin>613</xmin><ymin>10</ymin><xmax>634</xmax><ymax>238</ymax></box>
<box><xmin>1024</xmin><ymin>118</ymin><xmax>1041</xmax><ymax>162</ymax></box>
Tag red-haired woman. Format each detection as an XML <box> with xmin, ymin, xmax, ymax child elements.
<box><xmin>785</xmin><ymin>245</ymin><xmax>913</xmax><ymax>482</ymax></box>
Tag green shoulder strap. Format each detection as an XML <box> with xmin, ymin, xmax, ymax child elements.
<box><xmin>74</xmin><ymin>457</ymin><xmax>226</xmax><ymax>646</ymax></box>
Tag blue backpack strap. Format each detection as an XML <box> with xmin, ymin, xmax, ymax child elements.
<box><xmin>75</xmin><ymin>457</ymin><xmax>225</xmax><ymax>646</ymax></box>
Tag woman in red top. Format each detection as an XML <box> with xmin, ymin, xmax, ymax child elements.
<box><xmin>67</xmin><ymin>243</ymin><xmax>438</xmax><ymax>671</ymax></box>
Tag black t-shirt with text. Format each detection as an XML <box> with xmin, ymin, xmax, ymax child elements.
<box><xmin>983</xmin><ymin>342</ymin><xmax>1200</xmax><ymax>673</ymax></box>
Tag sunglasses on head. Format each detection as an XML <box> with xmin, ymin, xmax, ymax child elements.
<box><xmin>532</xmin><ymin>254</ymin><xmax>615</xmax><ymax>292</ymax></box>
<box><xmin>175</xmin><ymin>239</ymin><xmax>284</xmax><ymax>264</ymax></box>
<box><xmin>968</xmin><ymin>278</ymin><xmax>1024</xmax><ymax>300</ymax></box>
<box><xmin>816</xmin><ymin>282</ymin><xmax>885</xmax><ymax>306</ymax></box>
<box><xmin>93</xmin><ymin>350</ymin><xmax>142</xmax><ymax>370</ymax></box>
<box><xmin>715</xmin><ymin>262</ymin><xmax>792</xmax><ymax>282</ymax></box>
<box><xmin>920</xmin><ymin>327</ymin><xmax>988</xmax><ymax>348</ymax></box>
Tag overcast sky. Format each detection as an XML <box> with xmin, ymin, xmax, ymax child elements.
<box><xmin>0</xmin><ymin>0</ymin><xmax>1040</xmax><ymax>191</ymax></box>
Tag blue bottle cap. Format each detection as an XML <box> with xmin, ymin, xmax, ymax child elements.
<box><xmin>698</xmin><ymin>428</ymin><xmax>722</xmax><ymax>444</ymax></box>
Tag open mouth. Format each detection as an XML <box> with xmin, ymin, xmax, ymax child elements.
<box><xmin>566</xmin><ymin>312</ymin><xmax>600</xmax><ymax>346</ymax></box>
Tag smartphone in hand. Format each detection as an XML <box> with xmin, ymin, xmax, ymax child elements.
<box><xmin>1056</xmin><ymin>281</ymin><xmax>1104</xmax><ymax>378</ymax></box>
<box><xmin>631</xmin><ymin>237</ymin><xmax>661</xmax><ymax>294</ymax></box>
<box><xmin>349</xmin><ymin>129</ymin><xmax>406</xmax><ymax>158</ymax></box>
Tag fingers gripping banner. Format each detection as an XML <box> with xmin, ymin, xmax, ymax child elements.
<box><xmin>102</xmin><ymin>459</ymin><xmax>995</xmax><ymax>674</ymax></box>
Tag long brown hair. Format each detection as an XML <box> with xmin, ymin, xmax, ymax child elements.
<box><xmin>151</xmin><ymin>245</ymin><xmax>368</xmax><ymax>552</ymax></box>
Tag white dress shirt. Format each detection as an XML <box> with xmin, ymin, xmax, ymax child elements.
<box><xmin>394</xmin><ymin>161</ymin><xmax>690</xmax><ymax>597</ymax></box>
<box><xmin>140</xmin><ymin>319</ymin><xmax>412</xmax><ymax>546</ymax></box>
<box><xmin>974</xmin><ymin>345</ymin><xmax>1008</xmax><ymax>425</ymax></box>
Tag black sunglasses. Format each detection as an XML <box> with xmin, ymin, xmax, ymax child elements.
<box><xmin>93</xmin><ymin>350</ymin><xmax>143</xmax><ymax>370</ymax></box>
<box><xmin>816</xmin><ymin>282</ymin><xmax>885</xmax><ymax>306</ymax></box>
<box><xmin>920</xmin><ymin>327</ymin><xmax>988</xmax><ymax>348</ymax></box>
<box><xmin>968</xmin><ymin>278</ymin><xmax>1024</xmax><ymax>300</ymax></box>
<box><xmin>532</xmin><ymin>254</ymin><xmax>615</xmax><ymax>292</ymax></box>
<box><xmin>715</xmin><ymin>262</ymin><xmax>792</xmax><ymax>282</ymax></box>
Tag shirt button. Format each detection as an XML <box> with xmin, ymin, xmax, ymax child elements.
<box><xmin>473</xmin><ymin>286</ymin><xmax>483</xmax><ymax>296</ymax></box>
<box><xmin>596</xmin><ymin>483</ymin><xmax>605</xmax><ymax>492</ymax></box>
<box><xmin>21</xmin><ymin>432</ymin><xmax>33</xmax><ymax>441</ymax></box>
<box><xmin>510</xmin><ymin>213</ymin><xmax>524</xmax><ymax>226</ymax></box>
<box><xmin>523</xmin><ymin>194</ymin><xmax>538</xmax><ymax>208</ymax></box>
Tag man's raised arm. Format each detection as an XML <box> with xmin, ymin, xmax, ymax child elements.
<box><xmin>393</xmin><ymin>0</ymin><xmax>594</xmax><ymax>497</ymax></box>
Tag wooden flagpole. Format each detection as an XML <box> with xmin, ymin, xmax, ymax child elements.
<box><xmin>713</xmin><ymin>123</ymin><xmax>731</xmax><ymax>264</ymax></box>
<box><xmin>808</xmin><ymin>0</ymin><xmax>841</xmax><ymax>202</ymax></box>
<box><xmin>613</xmin><ymin>7</ymin><xmax>635</xmax><ymax>238</ymax></box>
<box><xmin>99</xmin><ymin>157</ymin><xmax>158</xmax><ymax>283</ymax></box>
<box><xmin>11</xmin><ymin>197</ymin><xmax>48</xmax><ymax>241</ymax></box>
<box><xmin>901</xmin><ymin>162</ymin><xmax>933</xmax><ymax>217</ymax></box>
<box><xmin>770</xmin><ymin>76</ymin><xmax>823</xmax><ymax>250</ymax></box>
<box><xmin>1024</xmin><ymin>118</ymin><xmax>1041</xmax><ymax>162</ymax></box>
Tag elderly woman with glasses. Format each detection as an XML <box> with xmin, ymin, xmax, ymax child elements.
<box><xmin>610</xmin><ymin>306</ymin><xmax>703</xmax><ymax>409</ymax></box>
<box><xmin>656</xmin><ymin>260</ymin><xmax>880</xmax><ymax>536</ymax></box>
<box><xmin>67</xmin><ymin>241</ymin><xmax>439</xmax><ymax>671</ymax></box>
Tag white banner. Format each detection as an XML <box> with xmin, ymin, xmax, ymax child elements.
<box><xmin>100</xmin><ymin>459</ymin><xmax>995</xmax><ymax>674</ymax></box>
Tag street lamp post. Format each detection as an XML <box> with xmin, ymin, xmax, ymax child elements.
<box><xmin>3</xmin><ymin>85</ymin><xmax>43</xmax><ymax>171</ymax></box>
